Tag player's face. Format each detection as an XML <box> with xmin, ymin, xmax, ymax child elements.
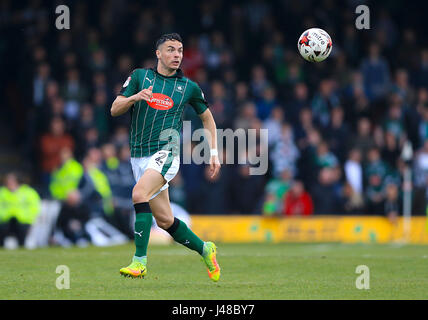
<box><xmin>157</xmin><ymin>40</ymin><xmax>183</xmax><ymax>70</ymax></box>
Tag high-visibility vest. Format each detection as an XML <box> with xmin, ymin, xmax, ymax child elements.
<box><xmin>0</xmin><ymin>187</ymin><xmax>15</xmax><ymax>222</ymax></box>
<box><xmin>0</xmin><ymin>185</ymin><xmax>41</xmax><ymax>224</ymax></box>
<box><xmin>50</xmin><ymin>159</ymin><xmax>84</xmax><ymax>200</ymax></box>
<box><xmin>106</xmin><ymin>157</ymin><xmax>119</xmax><ymax>170</ymax></box>
<box><xmin>88</xmin><ymin>167</ymin><xmax>114</xmax><ymax>215</ymax></box>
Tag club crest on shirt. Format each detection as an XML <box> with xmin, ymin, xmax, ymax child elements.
<box><xmin>147</xmin><ymin>93</ymin><xmax>174</xmax><ymax>110</ymax></box>
<box><xmin>177</xmin><ymin>85</ymin><xmax>184</xmax><ymax>93</ymax></box>
<box><xmin>123</xmin><ymin>76</ymin><xmax>131</xmax><ymax>87</ymax></box>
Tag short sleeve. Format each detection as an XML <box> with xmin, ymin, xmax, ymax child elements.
<box><xmin>189</xmin><ymin>82</ymin><xmax>209</xmax><ymax>115</ymax></box>
<box><xmin>118</xmin><ymin>70</ymin><xmax>140</xmax><ymax>97</ymax></box>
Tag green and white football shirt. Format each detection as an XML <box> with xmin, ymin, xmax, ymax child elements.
<box><xmin>118</xmin><ymin>67</ymin><xmax>208</xmax><ymax>158</ymax></box>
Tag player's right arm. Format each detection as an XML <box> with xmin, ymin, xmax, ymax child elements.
<box><xmin>111</xmin><ymin>70</ymin><xmax>153</xmax><ymax>117</ymax></box>
<box><xmin>110</xmin><ymin>87</ymin><xmax>152</xmax><ymax>116</ymax></box>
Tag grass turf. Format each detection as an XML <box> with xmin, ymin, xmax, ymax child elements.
<box><xmin>0</xmin><ymin>242</ymin><xmax>427</xmax><ymax>299</ymax></box>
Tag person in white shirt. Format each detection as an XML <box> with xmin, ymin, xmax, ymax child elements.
<box><xmin>345</xmin><ymin>148</ymin><xmax>363</xmax><ymax>194</ymax></box>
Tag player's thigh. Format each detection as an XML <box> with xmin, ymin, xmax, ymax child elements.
<box><xmin>132</xmin><ymin>169</ymin><xmax>166</xmax><ymax>203</ymax></box>
<box><xmin>149</xmin><ymin>189</ymin><xmax>174</xmax><ymax>229</ymax></box>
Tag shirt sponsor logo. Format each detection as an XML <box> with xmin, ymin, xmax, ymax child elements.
<box><xmin>147</xmin><ymin>93</ymin><xmax>174</xmax><ymax>110</ymax></box>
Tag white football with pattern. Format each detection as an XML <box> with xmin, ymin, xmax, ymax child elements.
<box><xmin>297</xmin><ymin>28</ymin><xmax>332</xmax><ymax>62</ymax></box>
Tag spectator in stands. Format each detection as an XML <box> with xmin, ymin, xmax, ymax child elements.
<box><xmin>100</xmin><ymin>143</ymin><xmax>121</xmax><ymax>197</ymax></box>
<box><xmin>344</xmin><ymin>71</ymin><xmax>370</xmax><ymax>119</ymax></box>
<box><xmin>286</xmin><ymin>82</ymin><xmax>310</xmax><ymax>126</ymax></box>
<box><xmin>89</xmin><ymin>48</ymin><xmax>109</xmax><ymax>73</ymax></box>
<box><xmin>311</xmin><ymin>79</ymin><xmax>340</xmax><ymax>128</ymax></box>
<box><xmin>181</xmin><ymin>35</ymin><xmax>204</xmax><ymax>79</ymax></box>
<box><xmin>350</xmin><ymin>117</ymin><xmax>377</xmax><ymax>163</ymax></box>
<box><xmin>61</xmin><ymin>68</ymin><xmax>88</xmax><ymax>122</ymax></box>
<box><xmin>256</xmin><ymin>86</ymin><xmax>277</xmax><ymax>121</ymax></box>
<box><xmin>81</xmin><ymin>148</ymin><xmax>114</xmax><ymax>218</ymax></box>
<box><xmin>234</xmin><ymin>101</ymin><xmax>258</xmax><ymax>132</ymax></box>
<box><xmin>77</xmin><ymin>103</ymin><xmax>96</xmax><ymax>135</ymax></box>
<box><xmin>391</xmin><ymin>69</ymin><xmax>415</xmax><ymax>106</ymax></box>
<box><xmin>271</xmin><ymin>123</ymin><xmax>300</xmax><ymax>178</ymax></box>
<box><xmin>230</xmin><ymin>155</ymin><xmax>266</xmax><ymax>214</ymax></box>
<box><xmin>234</xmin><ymin>81</ymin><xmax>250</xmax><ymax>108</ymax></box>
<box><xmin>93</xmin><ymin>90</ymin><xmax>110</xmax><ymax>141</ymax></box>
<box><xmin>111</xmin><ymin>126</ymin><xmax>129</xmax><ymax>150</ymax></box>
<box><xmin>50</xmin><ymin>147</ymin><xmax>83</xmax><ymax>201</ymax></box>
<box><xmin>54</xmin><ymin>148</ymin><xmax>124</xmax><ymax>246</ymax></box>
<box><xmin>343</xmin><ymin>148</ymin><xmax>365</xmax><ymax>214</ymax></box>
<box><xmin>181</xmin><ymin>142</ymin><xmax>205</xmax><ymax>213</ymax></box>
<box><xmin>382</xmin><ymin>131</ymin><xmax>402</xmax><ymax>168</ymax></box>
<box><xmin>263</xmin><ymin>106</ymin><xmax>284</xmax><ymax>148</ymax></box>
<box><xmin>314</xmin><ymin>141</ymin><xmax>340</xmax><ymax>171</ymax></box>
<box><xmin>341</xmin><ymin>181</ymin><xmax>365</xmax><ymax>215</ymax></box>
<box><xmin>0</xmin><ymin>173</ymin><xmax>41</xmax><ymax>248</ymax></box>
<box><xmin>415</xmin><ymin>49</ymin><xmax>428</xmax><ymax>88</ymax></box>
<box><xmin>208</xmin><ymin>80</ymin><xmax>233</xmax><ymax>128</ymax></box>
<box><xmin>82</xmin><ymin>127</ymin><xmax>101</xmax><ymax>154</ymax></box>
<box><xmin>100</xmin><ymin>143</ymin><xmax>133</xmax><ymax>238</ymax></box>
<box><xmin>311</xmin><ymin>167</ymin><xmax>343</xmax><ymax>214</ymax></box>
<box><xmin>416</xmin><ymin>90</ymin><xmax>428</xmax><ymax>145</ymax></box>
<box><xmin>200</xmin><ymin>149</ymin><xmax>231</xmax><ymax>214</ymax></box>
<box><xmin>382</xmin><ymin>101</ymin><xmax>405</xmax><ymax>142</ymax></box>
<box><xmin>40</xmin><ymin>117</ymin><xmax>75</xmax><ymax>173</ymax></box>
<box><xmin>39</xmin><ymin>117</ymin><xmax>75</xmax><ymax>196</ymax></box>
<box><xmin>413</xmin><ymin>139</ymin><xmax>428</xmax><ymax>188</ymax></box>
<box><xmin>294</xmin><ymin>107</ymin><xmax>315</xmax><ymax>150</ymax></box>
<box><xmin>323</xmin><ymin>107</ymin><xmax>350</xmax><ymax>162</ymax></box>
<box><xmin>361</xmin><ymin>43</ymin><xmax>391</xmax><ymax>101</ymax></box>
<box><xmin>344</xmin><ymin>148</ymin><xmax>363</xmax><ymax>196</ymax></box>
<box><xmin>250</xmin><ymin>65</ymin><xmax>270</xmax><ymax>99</ymax></box>
<box><xmin>33</xmin><ymin>62</ymin><xmax>51</xmax><ymax>108</ymax></box>
<box><xmin>262</xmin><ymin>169</ymin><xmax>292</xmax><ymax>216</ymax></box>
<box><xmin>283</xmin><ymin>180</ymin><xmax>313</xmax><ymax>216</ymax></box>
<box><xmin>383</xmin><ymin>182</ymin><xmax>401</xmax><ymax>224</ymax></box>
<box><xmin>365</xmin><ymin>148</ymin><xmax>389</xmax><ymax>214</ymax></box>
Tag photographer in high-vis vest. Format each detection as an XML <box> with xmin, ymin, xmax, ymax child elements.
<box><xmin>0</xmin><ymin>172</ymin><xmax>41</xmax><ymax>247</ymax></box>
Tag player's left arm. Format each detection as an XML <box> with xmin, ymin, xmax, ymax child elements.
<box><xmin>189</xmin><ymin>82</ymin><xmax>220</xmax><ymax>179</ymax></box>
<box><xmin>199</xmin><ymin>108</ymin><xmax>221</xmax><ymax>179</ymax></box>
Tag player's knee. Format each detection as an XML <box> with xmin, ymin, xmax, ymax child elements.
<box><xmin>132</xmin><ymin>186</ymin><xmax>151</xmax><ymax>204</ymax></box>
<box><xmin>155</xmin><ymin>216</ymin><xmax>174</xmax><ymax>230</ymax></box>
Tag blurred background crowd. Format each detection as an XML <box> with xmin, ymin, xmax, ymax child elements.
<box><xmin>1</xmin><ymin>0</ymin><xmax>428</xmax><ymax>246</ymax></box>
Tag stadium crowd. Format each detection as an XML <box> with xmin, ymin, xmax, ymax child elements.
<box><xmin>1</xmin><ymin>0</ymin><xmax>428</xmax><ymax>246</ymax></box>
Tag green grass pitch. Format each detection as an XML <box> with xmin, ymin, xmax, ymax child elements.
<box><xmin>1</xmin><ymin>242</ymin><xmax>427</xmax><ymax>299</ymax></box>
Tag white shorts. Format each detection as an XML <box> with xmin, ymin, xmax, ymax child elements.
<box><xmin>130</xmin><ymin>150</ymin><xmax>180</xmax><ymax>200</ymax></box>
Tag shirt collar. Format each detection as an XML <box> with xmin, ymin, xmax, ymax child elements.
<box><xmin>151</xmin><ymin>66</ymin><xmax>183</xmax><ymax>79</ymax></box>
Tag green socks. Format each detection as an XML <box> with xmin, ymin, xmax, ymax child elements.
<box><xmin>133</xmin><ymin>203</ymin><xmax>204</xmax><ymax>258</ymax></box>
<box><xmin>134</xmin><ymin>203</ymin><xmax>153</xmax><ymax>258</ymax></box>
<box><xmin>166</xmin><ymin>217</ymin><xmax>205</xmax><ymax>255</ymax></box>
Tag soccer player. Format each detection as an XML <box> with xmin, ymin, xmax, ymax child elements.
<box><xmin>110</xmin><ymin>33</ymin><xmax>221</xmax><ymax>281</ymax></box>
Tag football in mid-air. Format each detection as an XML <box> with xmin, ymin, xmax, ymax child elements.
<box><xmin>297</xmin><ymin>28</ymin><xmax>332</xmax><ymax>62</ymax></box>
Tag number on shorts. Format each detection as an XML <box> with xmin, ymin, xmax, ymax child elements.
<box><xmin>155</xmin><ymin>151</ymin><xmax>167</xmax><ymax>166</ymax></box>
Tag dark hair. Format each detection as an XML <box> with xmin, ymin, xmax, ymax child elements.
<box><xmin>155</xmin><ymin>33</ymin><xmax>183</xmax><ymax>49</ymax></box>
<box><xmin>4</xmin><ymin>171</ymin><xmax>20</xmax><ymax>184</ymax></box>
